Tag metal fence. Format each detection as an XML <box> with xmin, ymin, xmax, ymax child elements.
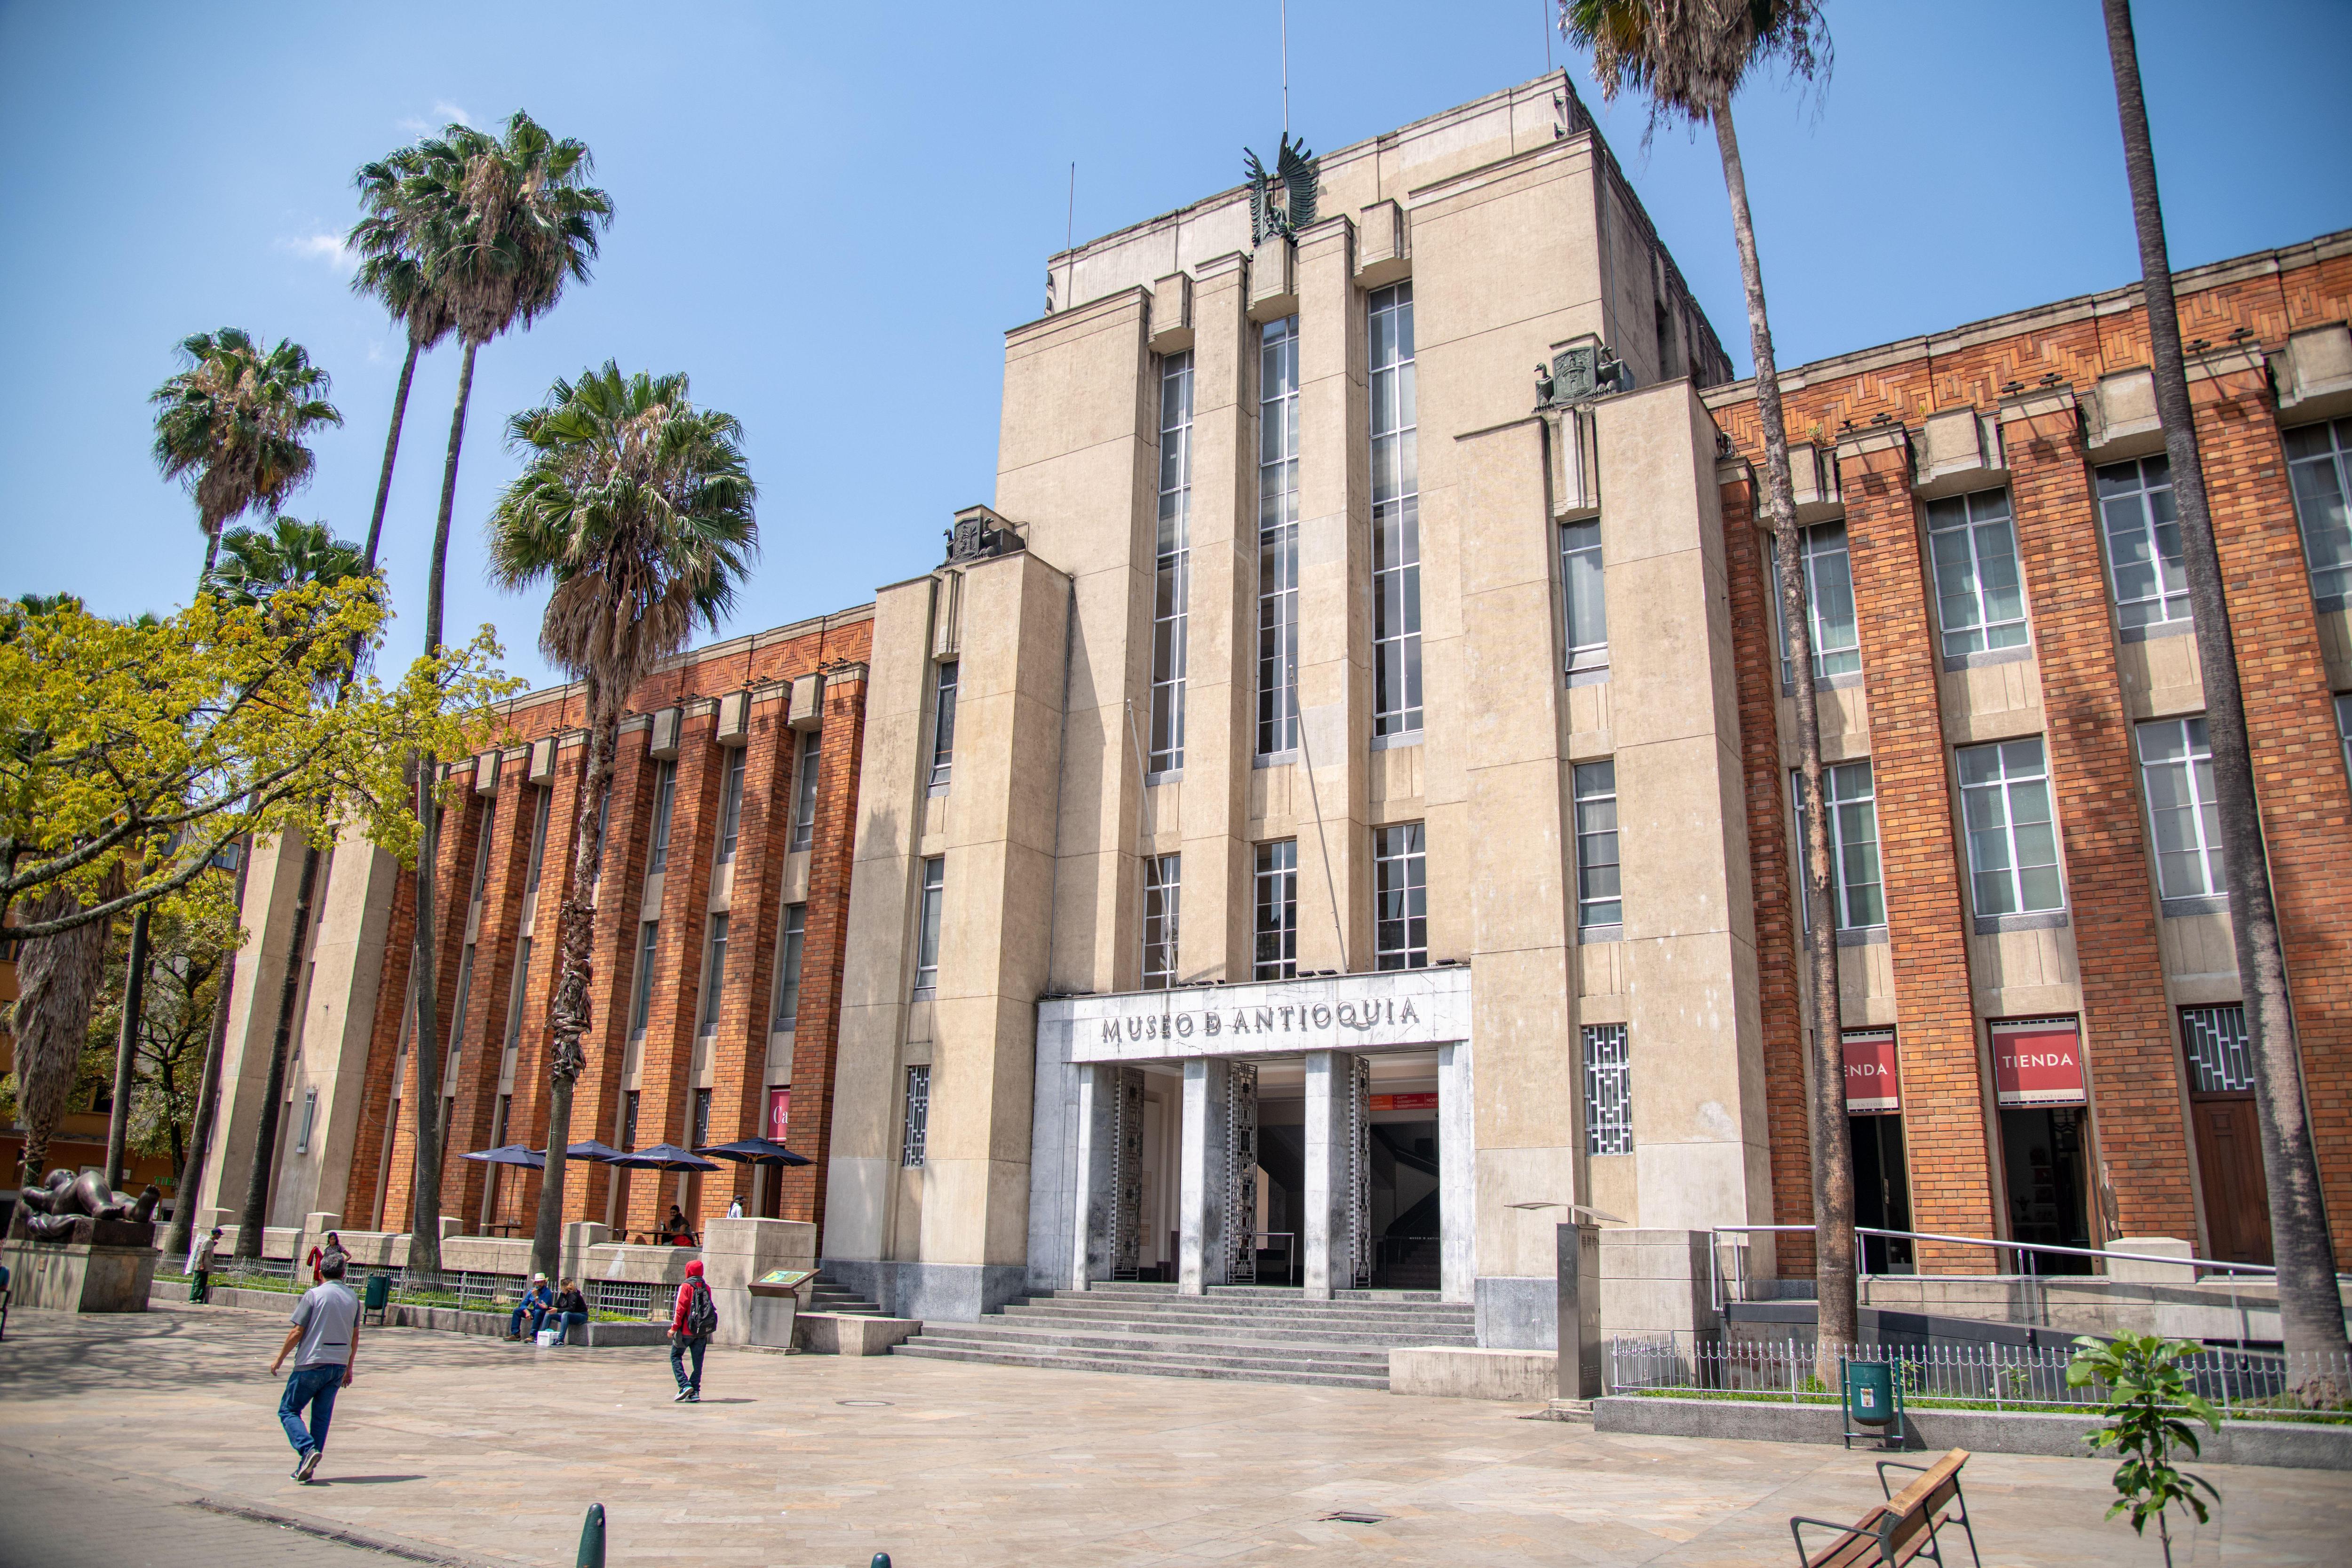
<box><xmin>587</xmin><ymin>1278</ymin><xmax>658</xmax><ymax>1319</ymax></box>
<box><xmin>1605</xmin><ymin>1334</ymin><xmax>2351</xmax><ymax>1420</ymax></box>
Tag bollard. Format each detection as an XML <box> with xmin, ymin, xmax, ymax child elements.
<box><xmin>870</xmin><ymin>1555</ymin><xmax>891</xmax><ymax>1568</ymax></box>
<box><xmin>577</xmin><ymin>1503</ymin><xmax>607</xmax><ymax>1568</ymax></box>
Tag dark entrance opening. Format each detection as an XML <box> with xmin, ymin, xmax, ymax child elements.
<box><xmin>1847</xmin><ymin>1113</ymin><xmax>1914</xmax><ymax>1274</ymax></box>
<box><xmin>1369</xmin><ymin>1120</ymin><xmax>1439</xmax><ymax>1289</ymax></box>
<box><xmin>1999</xmin><ymin>1106</ymin><xmax>2092</xmax><ymax>1273</ymax></box>
<box><xmin>1255</xmin><ymin>1122</ymin><xmax>1305</xmax><ymax>1285</ymax></box>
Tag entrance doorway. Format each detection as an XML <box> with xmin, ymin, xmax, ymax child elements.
<box><xmin>1847</xmin><ymin>1114</ymin><xmax>1913</xmax><ymax>1274</ymax></box>
<box><xmin>1368</xmin><ymin>1120</ymin><xmax>1439</xmax><ymax>1288</ymax></box>
<box><xmin>1999</xmin><ymin>1106</ymin><xmax>2091</xmax><ymax>1273</ymax></box>
<box><xmin>2182</xmin><ymin>1003</ymin><xmax>2271</xmax><ymax>1266</ymax></box>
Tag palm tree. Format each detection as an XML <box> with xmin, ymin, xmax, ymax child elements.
<box><xmin>150</xmin><ymin>329</ymin><xmax>342</xmax><ymax>586</ymax></box>
<box><xmin>348</xmin><ymin>146</ymin><xmax>458</xmax><ymax>570</ymax></box>
<box><xmin>387</xmin><ymin>111</ymin><xmax>611</xmax><ymax>1281</ymax></box>
<box><xmin>2100</xmin><ymin>0</ymin><xmax>2348</xmax><ymax>1396</ymax></box>
<box><xmin>1559</xmin><ymin>0</ymin><xmax>1855</xmax><ymax>1371</ymax></box>
<box><xmin>207</xmin><ymin>519</ymin><xmax>380</xmax><ymax>1257</ymax></box>
<box><xmin>487</xmin><ymin>364</ymin><xmax>756</xmax><ymax>1281</ymax></box>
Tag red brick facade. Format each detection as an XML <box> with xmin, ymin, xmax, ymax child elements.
<box><xmin>355</xmin><ymin>611</ymin><xmax>872</xmax><ymax>1248</ymax></box>
<box><xmin>1713</xmin><ymin>235</ymin><xmax>2352</xmax><ymax>1265</ymax></box>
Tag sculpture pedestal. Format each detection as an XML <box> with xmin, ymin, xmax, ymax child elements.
<box><xmin>1</xmin><ymin>1240</ymin><xmax>160</xmax><ymax>1313</ymax></box>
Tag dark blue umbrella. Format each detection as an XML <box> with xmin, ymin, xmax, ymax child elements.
<box><xmin>540</xmin><ymin>1140</ymin><xmax>625</xmax><ymax>1162</ymax></box>
<box><xmin>461</xmin><ymin>1144</ymin><xmax>545</xmax><ymax>1170</ymax></box>
<box><xmin>695</xmin><ymin>1137</ymin><xmax>812</xmax><ymax>1167</ymax></box>
<box><xmin>604</xmin><ymin>1143</ymin><xmax>719</xmax><ymax>1172</ymax></box>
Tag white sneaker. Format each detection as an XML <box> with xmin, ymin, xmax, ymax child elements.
<box><xmin>294</xmin><ymin>1449</ymin><xmax>321</xmax><ymax>1483</ymax></box>
<box><xmin>673</xmin><ymin>1388</ymin><xmax>692</xmax><ymax>1402</ymax></box>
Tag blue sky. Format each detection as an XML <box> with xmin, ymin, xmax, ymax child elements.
<box><xmin>3</xmin><ymin>1</ymin><xmax>2347</xmax><ymax>690</ymax></box>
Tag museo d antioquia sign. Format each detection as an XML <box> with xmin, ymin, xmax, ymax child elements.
<box><xmin>1043</xmin><ymin>967</ymin><xmax>1472</xmax><ymax>1064</ymax></box>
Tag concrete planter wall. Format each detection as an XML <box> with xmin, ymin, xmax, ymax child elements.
<box><xmin>1592</xmin><ymin>1394</ymin><xmax>2352</xmax><ymax>1471</ymax></box>
<box><xmin>149</xmin><ymin>1282</ymin><xmax>668</xmax><ymax>1346</ymax></box>
<box><xmin>4</xmin><ymin>1241</ymin><xmax>159</xmax><ymax>1312</ymax></box>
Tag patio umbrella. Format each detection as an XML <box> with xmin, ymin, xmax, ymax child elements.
<box><xmin>461</xmin><ymin>1144</ymin><xmax>545</xmax><ymax>1170</ymax></box>
<box><xmin>695</xmin><ymin>1137</ymin><xmax>812</xmax><ymax>1167</ymax></box>
<box><xmin>604</xmin><ymin>1143</ymin><xmax>720</xmax><ymax>1172</ymax></box>
<box><xmin>544</xmin><ymin>1140</ymin><xmax>626</xmax><ymax>1162</ymax></box>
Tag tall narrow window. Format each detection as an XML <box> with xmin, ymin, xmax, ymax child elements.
<box><xmin>1958</xmin><ymin>738</ymin><xmax>2064</xmax><ymax>916</ymax></box>
<box><xmin>693</xmin><ymin>1087</ymin><xmax>713</xmax><ymax>1149</ymax></box>
<box><xmin>1561</xmin><ymin>517</ymin><xmax>1608</xmax><ymax>677</ymax></box>
<box><xmin>2181</xmin><ymin>1003</ymin><xmax>2255</xmax><ymax>1094</ymax></box>
<box><xmin>2138</xmin><ymin>716</ymin><xmax>2225</xmax><ymax>902</ymax></box>
<box><xmin>503</xmin><ymin>937</ymin><xmax>532</xmax><ymax>1052</ymax></box>
<box><xmin>715</xmin><ymin>746</ymin><xmax>747</xmax><ymax>863</ymax></box>
<box><xmin>1253</xmin><ymin>840</ymin><xmax>1297</xmax><ymax>980</ymax></box>
<box><xmin>1151</xmin><ymin>352</ymin><xmax>1193</xmax><ymax>773</ymax></box>
<box><xmin>448</xmin><ymin>946</ymin><xmax>476</xmax><ymax>1055</ymax></box>
<box><xmin>1771</xmin><ymin>523</ymin><xmax>1862</xmax><ymax>685</ymax></box>
<box><xmin>789</xmin><ymin>730</ymin><xmax>821</xmax><ymax>852</ymax></box>
<box><xmin>2098</xmin><ymin>455</ymin><xmax>2190</xmax><ymax>631</ymax></box>
<box><xmin>1142</xmin><ymin>854</ymin><xmax>1181</xmax><ymax>990</ymax></box>
<box><xmin>295</xmin><ymin>1087</ymin><xmax>319</xmax><ymax>1155</ymax></box>
<box><xmin>468</xmin><ymin>797</ymin><xmax>498</xmax><ymax>904</ymax></box>
<box><xmin>1794</xmin><ymin>762</ymin><xmax>1886</xmax><ymax>931</ymax></box>
<box><xmin>901</xmin><ymin>1064</ymin><xmax>931</xmax><ymax>1168</ymax></box>
<box><xmin>1927</xmin><ymin>488</ymin><xmax>2029</xmax><ymax>660</ymax></box>
<box><xmin>698</xmin><ymin>915</ymin><xmax>729</xmax><ymax>1035</ymax></box>
<box><xmin>2339</xmin><ymin>693</ymin><xmax>2352</xmax><ymax>786</ymax></box>
<box><xmin>1369</xmin><ymin>282</ymin><xmax>1422</xmax><ymax>736</ymax></box>
<box><xmin>1573</xmin><ymin>761</ymin><xmax>1621</xmax><ymax>932</ymax></box>
<box><xmin>523</xmin><ymin>786</ymin><xmax>553</xmax><ymax>896</ymax></box>
<box><xmin>1583</xmin><ymin>1023</ymin><xmax>1634</xmax><ymax>1155</ymax></box>
<box><xmin>1256</xmin><ymin>315</ymin><xmax>1301</xmax><ymax>756</ymax></box>
<box><xmin>621</xmin><ymin>1090</ymin><xmax>639</xmax><ymax>1152</ymax></box>
<box><xmin>912</xmin><ymin>857</ymin><xmax>944</xmax><ymax>997</ymax></box>
<box><xmin>1373</xmin><ymin>823</ymin><xmax>1428</xmax><ymax>970</ymax></box>
<box><xmin>771</xmin><ymin>903</ymin><xmax>807</xmax><ymax>1028</ymax></box>
<box><xmin>628</xmin><ymin>920</ymin><xmax>659</xmax><ymax>1039</ymax></box>
<box><xmin>927</xmin><ymin>661</ymin><xmax>959</xmax><ymax>793</ymax></box>
<box><xmin>647</xmin><ymin>759</ymin><xmax>679</xmax><ymax>874</ymax></box>
<box><xmin>2286</xmin><ymin>417</ymin><xmax>2352</xmax><ymax>605</ymax></box>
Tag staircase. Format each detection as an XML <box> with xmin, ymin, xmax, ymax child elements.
<box><xmin>808</xmin><ymin>1272</ymin><xmax>884</xmax><ymax>1316</ymax></box>
<box><xmin>892</xmin><ymin>1281</ymin><xmax>1476</xmax><ymax>1390</ymax></box>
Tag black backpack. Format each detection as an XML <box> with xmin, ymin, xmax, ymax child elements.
<box><xmin>684</xmin><ymin>1279</ymin><xmax>718</xmax><ymax>1338</ymax></box>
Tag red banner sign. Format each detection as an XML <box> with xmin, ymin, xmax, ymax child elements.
<box><xmin>1991</xmin><ymin>1019</ymin><xmax>2087</xmax><ymax>1107</ymax></box>
<box><xmin>1368</xmin><ymin>1092</ymin><xmax>1440</xmax><ymax>1112</ymax></box>
<box><xmin>1842</xmin><ymin>1031</ymin><xmax>1900</xmax><ymax>1114</ymax></box>
<box><xmin>767</xmin><ymin>1087</ymin><xmax>792</xmax><ymax>1142</ymax></box>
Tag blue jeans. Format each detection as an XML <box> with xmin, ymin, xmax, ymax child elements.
<box><xmin>549</xmin><ymin>1310</ymin><xmax>588</xmax><ymax>1345</ymax></box>
<box><xmin>509</xmin><ymin>1303</ymin><xmax>549</xmax><ymax>1338</ymax></box>
<box><xmin>670</xmin><ymin>1333</ymin><xmax>708</xmax><ymax>1393</ymax></box>
<box><xmin>278</xmin><ymin>1364</ymin><xmax>342</xmax><ymax>1457</ymax></box>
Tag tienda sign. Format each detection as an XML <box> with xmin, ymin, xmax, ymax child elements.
<box><xmin>1991</xmin><ymin>1019</ymin><xmax>2087</xmax><ymax>1107</ymax></box>
<box><xmin>1842</xmin><ymin>1031</ymin><xmax>1899</xmax><ymax>1114</ymax></box>
<box><xmin>767</xmin><ymin>1087</ymin><xmax>792</xmax><ymax>1143</ymax></box>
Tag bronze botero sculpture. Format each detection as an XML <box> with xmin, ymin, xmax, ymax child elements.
<box><xmin>14</xmin><ymin>1169</ymin><xmax>162</xmax><ymax>1242</ymax></box>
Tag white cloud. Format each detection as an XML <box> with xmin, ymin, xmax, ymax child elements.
<box><xmin>397</xmin><ymin>100</ymin><xmax>474</xmax><ymax>133</ymax></box>
<box><xmin>280</xmin><ymin>232</ymin><xmax>356</xmax><ymax>274</ymax></box>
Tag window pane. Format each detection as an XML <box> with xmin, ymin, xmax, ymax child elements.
<box><xmin>1573</xmin><ymin>761</ymin><xmax>1620</xmax><ymax>929</ymax></box>
<box><xmin>1254</xmin><ymin>839</ymin><xmax>1297</xmax><ymax>979</ymax></box>
<box><xmin>1370</xmin><ymin>285</ymin><xmax>1422</xmax><ymax>736</ymax></box>
<box><xmin>2099</xmin><ymin>457</ymin><xmax>2191</xmax><ymax>628</ymax></box>
<box><xmin>1562</xmin><ymin>518</ymin><xmax>1606</xmax><ymax>667</ymax></box>
<box><xmin>1152</xmin><ymin>353</ymin><xmax>1194</xmax><ymax>771</ymax></box>
<box><xmin>1582</xmin><ymin>1024</ymin><xmax>1633</xmax><ymax>1155</ymax></box>
<box><xmin>927</xmin><ymin>661</ymin><xmax>958</xmax><ymax>792</ymax></box>
<box><xmin>1374</xmin><ymin>822</ymin><xmax>1428</xmax><ymax>970</ymax></box>
<box><xmin>1957</xmin><ymin>738</ymin><xmax>2063</xmax><ymax>916</ymax></box>
<box><xmin>1257</xmin><ymin>317</ymin><xmax>1301</xmax><ymax>755</ymax></box>
<box><xmin>1143</xmin><ymin>854</ymin><xmax>1181</xmax><ymax>989</ymax></box>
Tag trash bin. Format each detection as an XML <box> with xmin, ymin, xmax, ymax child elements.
<box><xmin>1841</xmin><ymin>1358</ymin><xmax>1904</xmax><ymax>1449</ymax></box>
<box><xmin>362</xmin><ymin>1271</ymin><xmax>391</xmax><ymax>1325</ymax></box>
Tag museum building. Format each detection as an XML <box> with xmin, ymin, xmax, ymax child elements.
<box><xmin>169</xmin><ymin>72</ymin><xmax>2352</xmax><ymax>1351</ymax></box>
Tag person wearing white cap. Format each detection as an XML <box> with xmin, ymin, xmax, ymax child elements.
<box><xmin>507</xmin><ymin>1274</ymin><xmax>555</xmax><ymax>1341</ymax></box>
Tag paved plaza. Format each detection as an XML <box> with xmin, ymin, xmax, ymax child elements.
<box><xmin>2</xmin><ymin>1304</ymin><xmax>2347</xmax><ymax>1567</ymax></box>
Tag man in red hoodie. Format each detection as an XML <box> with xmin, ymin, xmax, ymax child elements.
<box><xmin>669</xmin><ymin>1258</ymin><xmax>717</xmax><ymax>1403</ymax></box>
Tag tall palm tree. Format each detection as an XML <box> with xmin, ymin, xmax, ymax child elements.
<box><xmin>1560</xmin><ymin>0</ymin><xmax>1854</xmax><ymax>1371</ymax></box>
<box><xmin>150</xmin><ymin>329</ymin><xmax>342</xmax><ymax>586</ymax></box>
<box><xmin>348</xmin><ymin>146</ymin><xmax>458</xmax><ymax>570</ymax></box>
<box><xmin>487</xmin><ymin>364</ymin><xmax>756</xmax><ymax>1281</ymax></box>
<box><xmin>388</xmin><ymin>111</ymin><xmax>611</xmax><ymax>1280</ymax></box>
<box><xmin>208</xmin><ymin>519</ymin><xmax>381</xmax><ymax>1256</ymax></box>
<box><xmin>2101</xmin><ymin>0</ymin><xmax>2348</xmax><ymax>1396</ymax></box>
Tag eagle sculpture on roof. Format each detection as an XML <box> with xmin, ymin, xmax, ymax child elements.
<box><xmin>1245</xmin><ymin>132</ymin><xmax>1319</xmax><ymax>247</ymax></box>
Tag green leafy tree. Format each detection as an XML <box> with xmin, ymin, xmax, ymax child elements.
<box><xmin>2068</xmin><ymin>1333</ymin><xmax>2222</xmax><ymax>1567</ymax></box>
<box><xmin>1559</xmin><ymin>0</ymin><xmax>1853</xmax><ymax>1378</ymax></box>
<box><xmin>487</xmin><ymin>364</ymin><xmax>757</xmax><ymax>1280</ymax></box>
<box><xmin>2099</xmin><ymin>0</ymin><xmax>2348</xmax><ymax>1398</ymax></box>
<box><xmin>376</xmin><ymin>109</ymin><xmax>610</xmax><ymax>1281</ymax></box>
<box><xmin>149</xmin><ymin>329</ymin><xmax>342</xmax><ymax>586</ymax></box>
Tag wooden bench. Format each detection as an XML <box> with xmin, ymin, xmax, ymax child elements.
<box><xmin>1789</xmin><ymin>1448</ymin><xmax>1979</xmax><ymax>1567</ymax></box>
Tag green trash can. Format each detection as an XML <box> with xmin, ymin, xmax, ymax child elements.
<box><xmin>1841</xmin><ymin>1358</ymin><xmax>1903</xmax><ymax>1449</ymax></box>
<box><xmin>363</xmin><ymin>1271</ymin><xmax>391</xmax><ymax>1324</ymax></box>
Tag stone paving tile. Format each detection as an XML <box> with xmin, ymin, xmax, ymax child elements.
<box><xmin>1</xmin><ymin>1304</ymin><xmax>2346</xmax><ymax>1567</ymax></box>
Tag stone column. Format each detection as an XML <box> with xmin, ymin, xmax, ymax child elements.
<box><xmin>1178</xmin><ymin>1056</ymin><xmax>1233</xmax><ymax>1294</ymax></box>
<box><xmin>1075</xmin><ymin>1062</ymin><xmax>1117</xmax><ymax>1287</ymax></box>
<box><xmin>1301</xmin><ymin>1050</ymin><xmax>1355</xmax><ymax>1298</ymax></box>
<box><xmin>1438</xmin><ymin>1040</ymin><xmax>1476</xmax><ymax>1304</ymax></box>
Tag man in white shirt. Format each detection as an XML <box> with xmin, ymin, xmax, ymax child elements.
<box><xmin>268</xmin><ymin>1253</ymin><xmax>360</xmax><ymax>1483</ymax></box>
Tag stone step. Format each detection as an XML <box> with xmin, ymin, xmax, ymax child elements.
<box><xmin>909</xmin><ymin>1323</ymin><xmax>1399</xmax><ymax>1367</ymax></box>
<box><xmin>1020</xmin><ymin>1298</ymin><xmax>1470</xmax><ymax>1329</ymax></box>
<box><xmin>891</xmin><ymin>1341</ymin><xmax>1391</xmax><ymax>1391</ymax></box>
<box><xmin>997</xmin><ymin>1307</ymin><xmax>1474</xmax><ymax>1347</ymax></box>
<box><xmin>1077</xmin><ymin>1282</ymin><xmax>1451</xmax><ymax>1305</ymax></box>
<box><xmin>1042</xmin><ymin>1286</ymin><xmax>1470</xmax><ymax>1314</ymax></box>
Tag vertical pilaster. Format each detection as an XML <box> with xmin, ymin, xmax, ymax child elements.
<box><xmin>1301</xmin><ymin>1049</ymin><xmax>1354</xmax><ymax>1297</ymax></box>
<box><xmin>1178</xmin><ymin>1054</ymin><xmax>1233</xmax><ymax>1294</ymax></box>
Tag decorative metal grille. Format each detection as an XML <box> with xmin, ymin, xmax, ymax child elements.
<box><xmin>1583</xmin><ymin>1023</ymin><xmax>1634</xmax><ymax>1155</ymax></box>
<box><xmin>1110</xmin><ymin>1067</ymin><xmax>1145</xmax><ymax>1277</ymax></box>
<box><xmin>2182</xmin><ymin>1004</ymin><xmax>2256</xmax><ymax>1094</ymax></box>
<box><xmin>1226</xmin><ymin>1062</ymin><xmax>1259</xmax><ymax>1282</ymax></box>
<box><xmin>1348</xmin><ymin>1055</ymin><xmax>1373</xmax><ymax>1287</ymax></box>
<box><xmin>901</xmin><ymin>1064</ymin><xmax>931</xmax><ymax>1167</ymax></box>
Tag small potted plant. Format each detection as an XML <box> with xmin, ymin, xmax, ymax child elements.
<box><xmin>2066</xmin><ymin>1333</ymin><xmax>2222</xmax><ymax>1566</ymax></box>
